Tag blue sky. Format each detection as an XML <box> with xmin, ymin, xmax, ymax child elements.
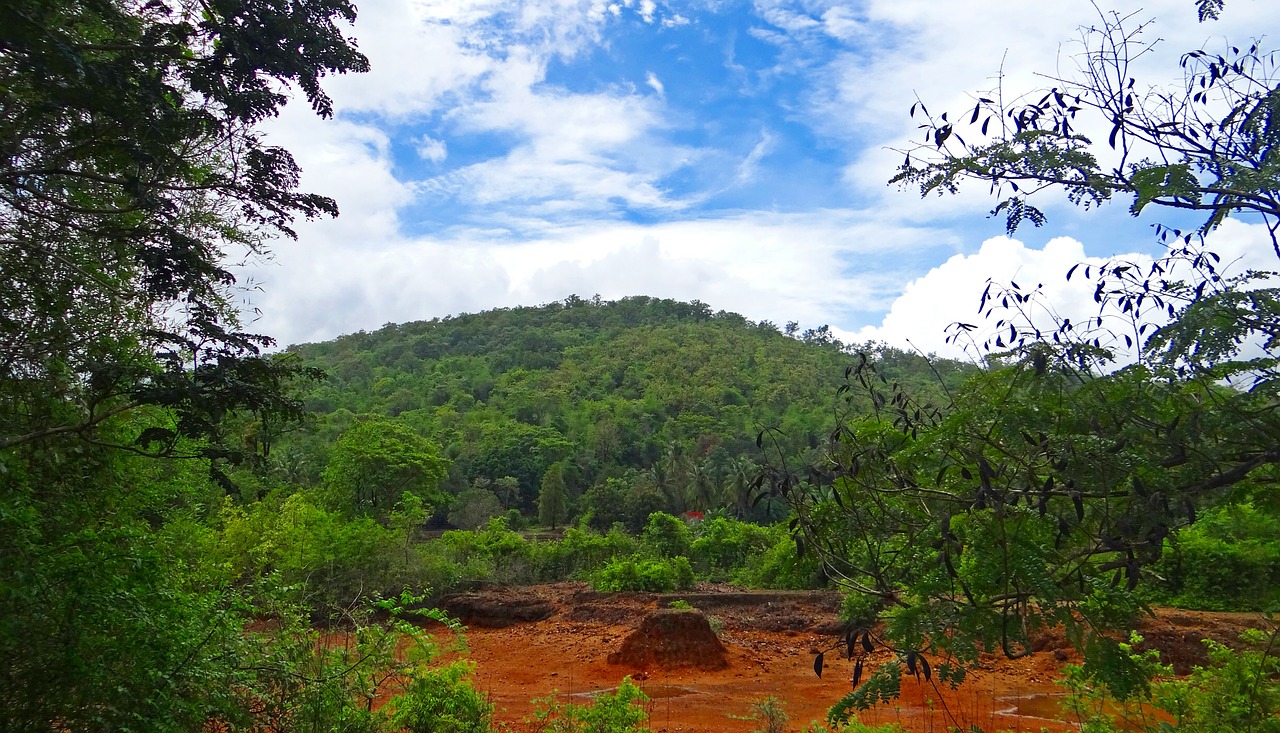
<box><xmin>248</xmin><ymin>0</ymin><xmax>1280</xmax><ymax>356</ymax></box>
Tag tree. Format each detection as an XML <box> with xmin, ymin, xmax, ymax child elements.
<box><xmin>323</xmin><ymin>418</ymin><xmax>450</xmax><ymax>519</ymax></box>
<box><xmin>0</xmin><ymin>0</ymin><xmax>369</xmax><ymax>726</ymax></box>
<box><xmin>0</xmin><ymin>0</ymin><xmax>367</xmax><ymax>464</ymax></box>
<box><xmin>893</xmin><ymin>12</ymin><xmax>1279</xmax><ymax>257</ymax></box>
<box><xmin>449</xmin><ymin>487</ymin><xmax>504</xmax><ymax>530</ymax></box>
<box><xmin>538</xmin><ymin>461</ymin><xmax>569</xmax><ymax>530</ymax></box>
<box><xmin>772</xmin><ymin>11</ymin><xmax>1280</xmax><ymax>721</ymax></box>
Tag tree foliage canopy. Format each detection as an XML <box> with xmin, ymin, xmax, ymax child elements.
<box><xmin>1</xmin><ymin>0</ymin><xmax>370</xmax><ymax>727</ymax></box>
<box><xmin>0</xmin><ymin>0</ymin><xmax>366</xmax><ymax>464</ymax></box>
<box><xmin>771</xmin><ymin>9</ymin><xmax>1280</xmax><ymax>719</ymax></box>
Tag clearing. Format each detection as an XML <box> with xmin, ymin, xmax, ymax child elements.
<box><xmin>431</xmin><ymin>582</ymin><xmax>1268</xmax><ymax>732</ymax></box>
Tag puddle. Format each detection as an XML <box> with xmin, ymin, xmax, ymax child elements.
<box><xmin>998</xmin><ymin>692</ymin><xmax>1168</xmax><ymax>730</ymax></box>
<box><xmin>997</xmin><ymin>693</ymin><xmax>1066</xmax><ymax>722</ymax></box>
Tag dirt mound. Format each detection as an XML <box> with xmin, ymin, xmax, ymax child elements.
<box><xmin>607</xmin><ymin>608</ymin><xmax>729</xmax><ymax>670</ymax></box>
<box><xmin>439</xmin><ymin>588</ymin><xmax>555</xmax><ymax>627</ymax></box>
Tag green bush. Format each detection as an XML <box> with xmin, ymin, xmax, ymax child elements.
<box><xmin>591</xmin><ymin>555</ymin><xmax>695</xmax><ymax>592</ymax></box>
<box><xmin>435</xmin><ymin>516</ymin><xmax>539</xmax><ymax>584</ymax></box>
<box><xmin>688</xmin><ymin>516</ymin><xmax>774</xmax><ymax>578</ymax></box>
<box><xmin>392</xmin><ymin>661</ymin><xmax>492</xmax><ymax>733</ymax></box>
<box><xmin>641</xmin><ymin>512</ymin><xmax>691</xmax><ymax>558</ymax></box>
<box><xmin>538</xmin><ymin>526</ymin><xmax>638</xmax><ymax>580</ymax></box>
<box><xmin>733</xmin><ymin>529</ymin><xmax>826</xmax><ymax>590</ymax></box>
<box><xmin>1055</xmin><ymin>629</ymin><xmax>1280</xmax><ymax>733</ymax></box>
<box><xmin>212</xmin><ymin>492</ymin><xmax>419</xmax><ymax>614</ymax></box>
<box><xmin>1150</xmin><ymin>503</ymin><xmax>1280</xmax><ymax>611</ymax></box>
<box><xmin>532</xmin><ymin>677</ymin><xmax>651</xmax><ymax>732</ymax></box>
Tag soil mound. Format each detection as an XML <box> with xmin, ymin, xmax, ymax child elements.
<box><xmin>439</xmin><ymin>589</ymin><xmax>555</xmax><ymax>628</ymax></box>
<box><xmin>608</xmin><ymin>609</ymin><xmax>729</xmax><ymax>670</ymax></box>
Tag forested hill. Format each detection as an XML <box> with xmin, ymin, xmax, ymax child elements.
<box><xmin>278</xmin><ymin>296</ymin><xmax>971</xmax><ymax>525</ymax></box>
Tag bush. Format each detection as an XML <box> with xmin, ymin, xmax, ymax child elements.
<box><xmin>434</xmin><ymin>517</ymin><xmax>539</xmax><ymax>584</ymax></box>
<box><xmin>733</xmin><ymin>529</ymin><xmax>826</xmax><ymax>590</ymax></box>
<box><xmin>538</xmin><ymin>526</ymin><xmax>637</xmax><ymax>580</ymax></box>
<box><xmin>212</xmin><ymin>492</ymin><xmax>419</xmax><ymax>615</ymax></box>
<box><xmin>689</xmin><ymin>516</ymin><xmax>774</xmax><ymax>578</ymax></box>
<box><xmin>591</xmin><ymin>555</ymin><xmax>695</xmax><ymax>593</ymax></box>
<box><xmin>392</xmin><ymin>661</ymin><xmax>492</xmax><ymax>733</ymax></box>
<box><xmin>748</xmin><ymin>695</ymin><xmax>787</xmax><ymax>733</ymax></box>
<box><xmin>641</xmin><ymin>512</ymin><xmax>691</xmax><ymax>558</ymax></box>
<box><xmin>1149</xmin><ymin>503</ymin><xmax>1280</xmax><ymax>611</ymax></box>
<box><xmin>532</xmin><ymin>677</ymin><xmax>651</xmax><ymax>732</ymax></box>
<box><xmin>1056</xmin><ymin>629</ymin><xmax>1280</xmax><ymax>733</ymax></box>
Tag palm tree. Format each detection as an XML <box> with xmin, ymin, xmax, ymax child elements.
<box><xmin>726</xmin><ymin>456</ymin><xmax>758</xmax><ymax>519</ymax></box>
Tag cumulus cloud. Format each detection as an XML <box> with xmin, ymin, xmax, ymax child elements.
<box><xmin>241</xmin><ymin>0</ymin><xmax>1280</xmax><ymax>353</ymax></box>
<box><xmin>415</xmin><ymin>135</ymin><xmax>448</xmax><ymax>163</ymax></box>
<box><xmin>853</xmin><ymin>220</ymin><xmax>1280</xmax><ymax>359</ymax></box>
<box><xmin>246</xmin><ymin>209</ymin><xmax>955</xmax><ymax>347</ymax></box>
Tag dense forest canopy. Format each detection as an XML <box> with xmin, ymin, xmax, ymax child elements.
<box><xmin>271</xmin><ymin>295</ymin><xmax>971</xmax><ymax>525</ymax></box>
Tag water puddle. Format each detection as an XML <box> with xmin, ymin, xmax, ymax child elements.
<box><xmin>997</xmin><ymin>692</ymin><xmax>1167</xmax><ymax>730</ymax></box>
<box><xmin>996</xmin><ymin>693</ymin><xmax>1066</xmax><ymax>723</ymax></box>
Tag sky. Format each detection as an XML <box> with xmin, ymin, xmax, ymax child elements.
<box><xmin>243</xmin><ymin>0</ymin><xmax>1279</xmax><ymax>357</ymax></box>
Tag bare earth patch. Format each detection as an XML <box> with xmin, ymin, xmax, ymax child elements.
<box><xmin>431</xmin><ymin>583</ymin><xmax>1270</xmax><ymax>732</ymax></box>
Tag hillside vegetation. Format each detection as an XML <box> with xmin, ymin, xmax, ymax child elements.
<box><xmin>266</xmin><ymin>295</ymin><xmax>970</xmax><ymax>528</ymax></box>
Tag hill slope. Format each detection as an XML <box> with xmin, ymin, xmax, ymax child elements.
<box><xmin>277</xmin><ymin>296</ymin><xmax>970</xmax><ymax>523</ymax></box>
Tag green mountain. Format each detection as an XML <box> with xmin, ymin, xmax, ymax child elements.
<box><xmin>276</xmin><ymin>296</ymin><xmax>971</xmax><ymax>525</ymax></box>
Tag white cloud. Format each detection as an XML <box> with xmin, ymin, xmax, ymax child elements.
<box><xmin>645</xmin><ymin>71</ymin><xmax>665</xmax><ymax>95</ymax></box>
<box><xmin>242</xmin><ymin>0</ymin><xmax>1280</xmax><ymax>353</ymax></box>
<box><xmin>415</xmin><ymin>135</ymin><xmax>448</xmax><ymax>163</ymax></box>
<box><xmin>423</xmin><ymin>51</ymin><xmax>693</xmax><ymax>218</ymax></box>
<box><xmin>733</xmin><ymin>130</ymin><xmax>775</xmax><ymax>186</ymax></box>
<box><xmin>248</xmin><ymin>210</ymin><xmax>955</xmax><ymax>347</ymax></box>
<box><xmin>852</xmin><ymin>235</ymin><xmax>1128</xmax><ymax>358</ymax></box>
<box><xmin>853</xmin><ymin>219</ymin><xmax>1280</xmax><ymax>359</ymax></box>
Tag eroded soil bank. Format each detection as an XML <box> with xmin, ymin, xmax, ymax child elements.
<box><xmin>434</xmin><ymin>583</ymin><xmax>1269</xmax><ymax>732</ymax></box>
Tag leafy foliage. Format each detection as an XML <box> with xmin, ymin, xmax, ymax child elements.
<box><xmin>282</xmin><ymin>296</ymin><xmax>970</xmax><ymax>525</ymax></box>
<box><xmin>1056</xmin><ymin>628</ymin><xmax>1280</xmax><ymax>733</ymax></box>
<box><xmin>1148</xmin><ymin>503</ymin><xmax>1280</xmax><ymax>610</ymax></box>
<box><xmin>0</xmin><ymin>0</ymin><xmax>364</xmax><ymax>463</ymax></box>
<box><xmin>591</xmin><ymin>555</ymin><xmax>696</xmax><ymax>593</ymax></box>
<box><xmin>532</xmin><ymin>677</ymin><xmax>651</xmax><ymax>733</ymax></box>
<box><xmin>892</xmin><ymin>14</ymin><xmax>1280</xmax><ymax>254</ymax></box>
<box><xmin>321</xmin><ymin>417</ymin><xmax>449</xmax><ymax>519</ymax></box>
<box><xmin>779</xmin><ymin>8</ymin><xmax>1280</xmax><ymax>720</ymax></box>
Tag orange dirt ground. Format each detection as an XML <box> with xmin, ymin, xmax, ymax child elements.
<box><xmin>427</xmin><ymin>583</ymin><xmax>1269</xmax><ymax>733</ymax></box>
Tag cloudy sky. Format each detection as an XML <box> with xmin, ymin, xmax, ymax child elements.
<box><xmin>244</xmin><ymin>0</ymin><xmax>1277</xmax><ymax>356</ymax></box>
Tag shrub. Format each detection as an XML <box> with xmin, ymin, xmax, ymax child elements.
<box><xmin>748</xmin><ymin>695</ymin><xmax>787</xmax><ymax>733</ymax></box>
<box><xmin>1150</xmin><ymin>503</ymin><xmax>1280</xmax><ymax>611</ymax></box>
<box><xmin>1056</xmin><ymin>628</ymin><xmax>1280</xmax><ymax>733</ymax></box>
<box><xmin>689</xmin><ymin>516</ymin><xmax>774</xmax><ymax>578</ymax></box>
<box><xmin>212</xmin><ymin>492</ymin><xmax>418</xmax><ymax>615</ymax></box>
<box><xmin>641</xmin><ymin>512</ymin><xmax>692</xmax><ymax>558</ymax></box>
<box><xmin>532</xmin><ymin>677</ymin><xmax>651</xmax><ymax>733</ymax></box>
<box><xmin>734</xmin><ymin>530</ymin><xmax>826</xmax><ymax>590</ymax></box>
<box><xmin>591</xmin><ymin>556</ymin><xmax>695</xmax><ymax>593</ymax></box>
<box><xmin>392</xmin><ymin>661</ymin><xmax>492</xmax><ymax>733</ymax></box>
<box><xmin>434</xmin><ymin>517</ymin><xmax>539</xmax><ymax>585</ymax></box>
<box><xmin>537</xmin><ymin>526</ymin><xmax>637</xmax><ymax>580</ymax></box>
